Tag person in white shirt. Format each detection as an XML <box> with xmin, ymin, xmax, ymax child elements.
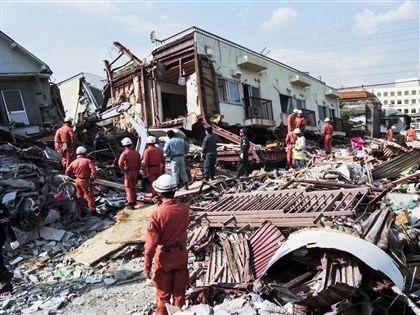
<box><xmin>292</xmin><ymin>128</ymin><xmax>306</xmax><ymax>168</ymax></box>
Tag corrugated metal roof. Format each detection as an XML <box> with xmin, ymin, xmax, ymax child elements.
<box><xmin>372</xmin><ymin>148</ymin><xmax>420</xmax><ymax>179</ymax></box>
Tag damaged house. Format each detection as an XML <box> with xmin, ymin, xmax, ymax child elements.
<box><xmin>0</xmin><ymin>31</ymin><xmax>64</xmax><ymax>141</ymax></box>
<box><xmin>103</xmin><ymin>27</ymin><xmax>344</xmax><ymax>163</ymax></box>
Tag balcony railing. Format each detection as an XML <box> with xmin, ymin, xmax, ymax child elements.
<box><xmin>301</xmin><ymin>109</ymin><xmax>316</xmax><ymax>127</ymax></box>
<box><xmin>333</xmin><ymin>117</ymin><xmax>344</xmax><ymax>132</ymax></box>
<box><xmin>244</xmin><ymin>97</ymin><xmax>274</xmax><ymax>121</ymax></box>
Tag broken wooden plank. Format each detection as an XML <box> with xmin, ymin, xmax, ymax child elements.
<box><xmin>106</xmin><ymin>205</ymin><xmax>155</xmax><ymax>244</ymax></box>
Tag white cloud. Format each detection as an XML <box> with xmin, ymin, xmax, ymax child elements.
<box><xmin>260</xmin><ymin>7</ymin><xmax>298</xmax><ymax>31</ymax></box>
<box><xmin>353</xmin><ymin>1</ymin><xmax>418</xmax><ymax>36</ymax></box>
<box><xmin>269</xmin><ymin>47</ymin><xmax>390</xmax><ymax>87</ymax></box>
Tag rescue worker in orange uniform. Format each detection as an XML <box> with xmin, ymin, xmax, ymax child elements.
<box><xmin>386</xmin><ymin>125</ymin><xmax>396</xmax><ymax>141</ymax></box>
<box><xmin>142</xmin><ymin>136</ymin><xmax>165</xmax><ymax>198</ymax></box>
<box><xmin>322</xmin><ymin>117</ymin><xmax>334</xmax><ymax>154</ymax></box>
<box><xmin>295</xmin><ymin>110</ymin><xmax>307</xmax><ymax>132</ymax></box>
<box><xmin>54</xmin><ymin>116</ymin><xmax>75</xmax><ymax>169</ymax></box>
<box><xmin>144</xmin><ymin>174</ymin><xmax>190</xmax><ymax>315</ymax></box>
<box><xmin>285</xmin><ymin>129</ymin><xmax>297</xmax><ymax>169</ymax></box>
<box><xmin>287</xmin><ymin>109</ymin><xmax>298</xmax><ymax>132</ymax></box>
<box><xmin>118</xmin><ymin>137</ymin><xmax>141</xmax><ymax>210</ymax></box>
<box><xmin>406</xmin><ymin>124</ymin><xmax>417</xmax><ymax>142</ymax></box>
<box><xmin>65</xmin><ymin>146</ymin><xmax>98</xmax><ymax>216</ymax></box>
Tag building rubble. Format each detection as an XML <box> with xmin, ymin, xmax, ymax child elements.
<box><xmin>0</xmin><ymin>137</ymin><xmax>420</xmax><ymax>314</ymax></box>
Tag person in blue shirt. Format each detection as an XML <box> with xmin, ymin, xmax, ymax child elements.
<box><xmin>164</xmin><ymin>130</ymin><xmax>190</xmax><ymax>190</ymax></box>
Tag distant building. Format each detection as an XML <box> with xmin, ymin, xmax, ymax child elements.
<box><xmin>339</xmin><ymin>90</ymin><xmax>382</xmax><ymax>137</ymax></box>
<box><xmin>0</xmin><ymin>31</ymin><xmax>64</xmax><ymax>140</ymax></box>
<box><xmin>371</xmin><ymin>78</ymin><xmax>420</xmax><ymax>130</ymax></box>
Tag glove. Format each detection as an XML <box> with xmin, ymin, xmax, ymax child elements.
<box><xmin>240</xmin><ymin>153</ymin><xmax>244</xmax><ymax>159</ymax></box>
<box><xmin>10</xmin><ymin>241</ymin><xmax>20</xmax><ymax>250</ymax></box>
<box><xmin>143</xmin><ymin>268</ymin><xmax>151</xmax><ymax>279</ymax></box>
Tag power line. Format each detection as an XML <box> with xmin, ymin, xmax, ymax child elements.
<box><xmin>337</xmin><ymin>79</ymin><xmax>420</xmax><ymax>90</ymax></box>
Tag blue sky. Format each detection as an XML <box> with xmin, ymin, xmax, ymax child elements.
<box><xmin>1</xmin><ymin>0</ymin><xmax>418</xmax><ymax>89</ymax></box>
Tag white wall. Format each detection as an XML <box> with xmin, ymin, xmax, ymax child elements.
<box><xmin>195</xmin><ymin>32</ymin><xmax>340</xmax><ymax>127</ymax></box>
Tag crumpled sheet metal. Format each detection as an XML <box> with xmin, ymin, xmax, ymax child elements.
<box><xmin>262</xmin><ymin>228</ymin><xmax>404</xmax><ymax>290</ymax></box>
<box><xmin>372</xmin><ymin>148</ymin><xmax>420</xmax><ymax>179</ymax></box>
<box><xmin>249</xmin><ymin>221</ymin><xmax>285</xmax><ymax>279</ymax></box>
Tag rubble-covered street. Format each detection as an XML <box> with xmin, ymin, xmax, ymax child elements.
<box><xmin>1</xmin><ymin>134</ymin><xmax>420</xmax><ymax>315</ymax></box>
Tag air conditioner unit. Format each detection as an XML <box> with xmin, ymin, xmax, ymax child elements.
<box><xmin>231</xmin><ymin>69</ymin><xmax>242</xmax><ymax>78</ymax></box>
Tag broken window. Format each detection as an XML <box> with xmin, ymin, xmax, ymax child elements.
<box><xmin>1</xmin><ymin>89</ymin><xmax>29</xmax><ymax>125</ymax></box>
<box><xmin>218</xmin><ymin>78</ymin><xmax>241</xmax><ymax>104</ymax></box>
<box><xmin>161</xmin><ymin>92</ymin><xmax>187</xmax><ymax>121</ymax></box>
<box><xmin>279</xmin><ymin>93</ymin><xmax>292</xmax><ymax>113</ymax></box>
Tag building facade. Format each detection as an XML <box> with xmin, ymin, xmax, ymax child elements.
<box><xmin>103</xmin><ymin>27</ymin><xmax>344</xmax><ymax>146</ymax></box>
<box><xmin>371</xmin><ymin>78</ymin><xmax>420</xmax><ymax>130</ymax></box>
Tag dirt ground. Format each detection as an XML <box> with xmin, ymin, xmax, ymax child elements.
<box><xmin>61</xmin><ymin>280</ymin><xmax>156</xmax><ymax>315</ymax></box>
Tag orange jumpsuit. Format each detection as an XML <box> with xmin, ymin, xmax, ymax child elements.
<box><xmin>65</xmin><ymin>155</ymin><xmax>97</xmax><ymax>212</ymax></box>
<box><xmin>142</xmin><ymin>145</ymin><xmax>165</xmax><ymax>197</ymax></box>
<box><xmin>322</xmin><ymin>122</ymin><xmax>334</xmax><ymax>154</ymax></box>
<box><xmin>406</xmin><ymin>128</ymin><xmax>417</xmax><ymax>142</ymax></box>
<box><xmin>386</xmin><ymin>128</ymin><xmax>394</xmax><ymax>141</ymax></box>
<box><xmin>54</xmin><ymin>123</ymin><xmax>75</xmax><ymax>168</ymax></box>
<box><xmin>285</xmin><ymin>131</ymin><xmax>297</xmax><ymax>167</ymax></box>
<box><xmin>144</xmin><ymin>198</ymin><xmax>190</xmax><ymax>315</ymax></box>
<box><xmin>118</xmin><ymin>148</ymin><xmax>141</xmax><ymax>204</ymax></box>
<box><xmin>287</xmin><ymin>113</ymin><xmax>297</xmax><ymax>132</ymax></box>
<box><xmin>295</xmin><ymin>116</ymin><xmax>307</xmax><ymax>132</ymax></box>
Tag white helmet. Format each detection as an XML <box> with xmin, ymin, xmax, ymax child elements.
<box><xmin>391</xmin><ymin>126</ymin><xmax>396</xmax><ymax>130</ymax></box>
<box><xmin>121</xmin><ymin>137</ymin><xmax>132</xmax><ymax>146</ymax></box>
<box><xmin>146</xmin><ymin>136</ymin><xmax>157</xmax><ymax>144</ymax></box>
<box><xmin>324</xmin><ymin>117</ymin><xmax>330</xmax><ymax>122</ymax></box>
<box><xmin>64</xmin><ymin>115</ymin><xmax>73</xmax><ymax>123</ymax></box>
<box><xmin>153</xmin><ymin>174</ymin><xmax>177</xmax><ymax>193</ymax></box>
<box><xmin>294</xmin><ymin>128</ymin><xmax>301</xmax><ymax>134</ymax></box>
<box><xmin>411</xmin><ymin>124</ymin><xmax>415</xmax><ymax>128</ymax></box>
<box><xmin>76</xmin><ymin>146</ymin><xmax>87</xmax><ymax>155</ymax></box>
<box><xmin>293</xmin><ymin>109</ymin><xmax>298</xmax><ymax>114</ymax></box>
<box><xmin>297</xmin><ymin>110</ymin><xmax>303</xmax><ymax>115</ymax></box>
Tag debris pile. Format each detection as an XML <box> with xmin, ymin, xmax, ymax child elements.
<box><xmin>1</xmin><ymin>139</ymin><xmax>420</xmax><ymax>314</ymax></box>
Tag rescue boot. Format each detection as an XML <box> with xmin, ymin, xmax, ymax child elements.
<box><xmin>90</xmin><ymin>209</ymin><xmax>101</xmax><ymax>217</ymax></box>
<box><xmin>126</xmin><ymin>203</ymin><xmax>135</xmax><ymax>210</ymax></box>
<box><xmin>184</xmin><ymin>183</ymin><xmax>189</xmax><ymax>190</ymax></box>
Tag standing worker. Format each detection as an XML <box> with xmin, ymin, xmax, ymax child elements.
<box><xmin>65</xmin><ymin>146</ymin><xmax>98</xmax><ymax>217</ymax></box>
<box><xmin>54</xmin><ymin>115</ymin><xmax>75</xmax><ymax>169</ymax></box>
<box><xmin>386</xmin><ymin>125</ymin><xmax>396</xmax><ymax>141</ymax></box>
<box><xmin>287</xmin><ymin>109</ymin><xmax>298</xmax><ymax>132</ymax></box>
<box><xmin>292</xmin><ymin>128</ymin><xmax>306</xmax><ymax>168</ymax></box>
<box><xmin>295</xmin><ymin>110</ymin><xmax>307</xmax><ymax>132</ymax></box>
<box><xmin>119</xmin><ymin>137</ymin><xmax>141</xmax><ymax>209</ymax></box>
<box><xmin>285</xmin><ymin>128</ymin><xmax>297</xmax><ymax>169</ymax></box>
<box><xmin>322</xmin><ymin>118</ymin><xmax>334</xmax><ymax>155</ymax></box>
<box><xmin>406</xmin><ymin>125</ymin><xmax>417</xmax><ymax>142</ymax></box>
<box><xmin>0</xmin><ymin>202</ymin><xmax>20</xmax><ymax>298</ymax></box>
<box><xmin>202</xmin><ymin>126</ymin><xmax>217</xmax><ymax>181</ymax></box>
<box><xmin>142</xmin><ymin>136</ymin><xmax>165</xmax><ymax>198</ymax></box>
<box><xmin>236</xmin><ymin>128</ymin><xmax>250</xmax><ymax>178</ymax></box>
<box><xmin>164</xmin><ymin>130</ymin><xmax>190</xmax><ymax>190</ymax></box>
<box><xmin>143</xmin><ymin>174</ymin><xmax>190</xmax><ymax>315</ymax></box>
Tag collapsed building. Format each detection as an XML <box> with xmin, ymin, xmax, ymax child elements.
<box><xmin>102</xmin><ymin>27</ymin><xmax>344</xmax><ymax>166</ymax></box>
<box><xmin>0</xmin><ymin>31</ymin><xmax>64</xmax><ymax>142</ymax></box>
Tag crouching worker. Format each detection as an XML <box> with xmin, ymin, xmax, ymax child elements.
<box><xmin>66</xmin><ymin>146</ymin><xmax>98</xmax><ymax>217</ymax></box>
<box><xmin>292</xmin><ymin>128</ymin><xmax>306</xmax><ymax>168</ymax></box>
<box><xmin>0</xmin><ymin>202</ymin><xmax>19</xmax><ymax>298</ymax></box>
<box><xmin>143</xmin><ymin>174</ymin><xmax>190</xmax><ymax>315</ymax></box>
